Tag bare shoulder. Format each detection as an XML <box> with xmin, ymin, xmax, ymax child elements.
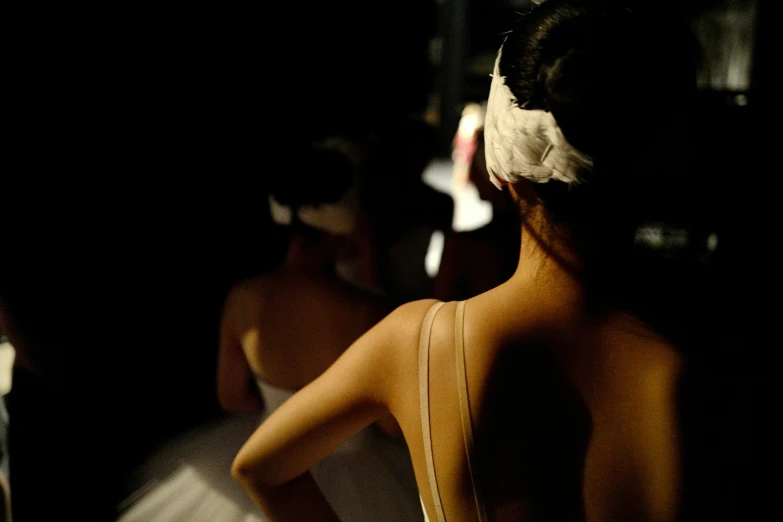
<box><xmin>359</xmin><ymin>299</ymin><xmax>442</xmax><ymax>386</ymax></box>
<box><xmin>381</xmin><ymin>299</ymin><xmax>441</xmax><ymax>341</ymax></box>
<box><xmin>307</xmin><ymin>298</ymin><xmax>440</xmax><ymax>376</ymax></box>
<box><xmin>224</xmin><ymin>275</ymin><xmax>271</xmax><ymax>308</ymax></box>
<box><xmin>220</xmin><ymin>276</ymin><xmax>273</xmax><ymax>335</ymax></box>
<box><xmin>263</xmin><ymin>299</ymin><xmax>442</xmax><ymax>410</ymax></box>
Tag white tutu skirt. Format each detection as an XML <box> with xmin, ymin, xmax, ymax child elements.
<box><xmin>117</xmin><ymin>381</ymin><xmax>423</xmax><ymax>522</ymax></box>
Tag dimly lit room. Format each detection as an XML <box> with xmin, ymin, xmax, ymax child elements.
<box><xmin>1</xmin><ymin>1</ymin><xmax>777</xmax><ymax>520</ymax></box>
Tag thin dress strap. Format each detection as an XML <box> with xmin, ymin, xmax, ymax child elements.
<box><xmin>419</xmin><ymin>301</ymin><xmax>447</xmax><ymax>522</ymax></box>
<box><xmin>455</xmin><ymin>300</ymin><xmax>489</xmax><ymax>521</ymax></box>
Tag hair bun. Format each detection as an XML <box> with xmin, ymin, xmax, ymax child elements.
<box><xmin>270</xmin><ymin>146</ymin><xmax>355</xmax><ymax>208</ymax></box>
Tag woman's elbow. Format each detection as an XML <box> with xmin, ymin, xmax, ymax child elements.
<box><xmin>218</xmin><ymin>388</ymin><xmax>264</xmax><ymax>414</ymax></box>
<box><xmin>218</xmin><ymin>391</ymin><xmax>235</xmax><ymax>412</ymax></box>
<box><xmin>231</xmin><ymin>454</ymin><xmax>252</xmax><ymax>485</ymax></box>
<box><xmin>218</xmin><ymin>393</ymin><xmax>244</xmax><ymax>413</ymax></box>
<box><xmin>231</xmin><ymin>450</ymin><xmax>266</xmax><ymax>489</ymax></box>
<box><xmin>231</xmin><ymin>445</ymin><xmax>271</xmax><ymax>486</ymax></box>
<box><xmin>232</xmin><ymin>447</ymin><xmax>282</xmax><ymax>492</ymax></box>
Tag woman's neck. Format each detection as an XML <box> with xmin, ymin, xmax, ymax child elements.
<box><xmin>507</xmin><ymin>208</ymin><xmax>585</xmax><ymax>314</ymax></box>
<box><xmin>282</xmin><ymin>237</ymin><xmax>337</xmax><ymax>276</ymax></box>
<box><xmin>505</xmin><ymin>209</ymin><xmax>671</xmax><ymax>346</ymax></box>
<box><xmin>281</xmin><ymin>256</ymin><xmax>336</xmax><ymax>277</ymax></box>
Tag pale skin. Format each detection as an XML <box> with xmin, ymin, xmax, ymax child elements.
<box><xmin>232</xmin><ymin>183</ymin><xmax>684</xmax><ymax>521</ymax></box>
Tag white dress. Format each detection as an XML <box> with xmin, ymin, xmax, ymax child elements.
<box><xmin>117</xmin><ymin>378</ymin><xmax>423</xmax><ymax>522</ymax></box>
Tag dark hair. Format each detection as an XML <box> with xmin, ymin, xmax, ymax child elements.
<box><xmin>270</xmin><ymin>146</ymin><xmax>354</xmax><ymax>208</ymax></box>
<box><xmin>270</xmin><ymin>144</ymin><xmax>355</xmax><ymax>237</ymax></box>
<box><xmin>501</xmin><ymin>0</ymin><xmax>706</xmax><ymax>343</ymax></box>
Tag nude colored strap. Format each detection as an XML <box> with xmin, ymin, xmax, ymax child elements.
<box><xmin>419</xmin><ymin>301</ymin><xmax>447</xmax><ymax>522</ymax></box>
<box><xmin>455</xmin><ymin>301</ymin><xmax>489</xmax><ymax>522</ymax></box>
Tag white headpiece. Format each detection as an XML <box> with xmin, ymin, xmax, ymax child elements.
<box><xmin>268</xmin><ymin>137</ymin><xmax>359</xmax><ymax>235</ymax></box>
<box><xmin>484</xmin><ymin>44</ymin><xmax>593</xmax><ymax>189</ymax></box>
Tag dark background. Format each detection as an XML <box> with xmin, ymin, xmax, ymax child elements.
<box><xmin>2</xmin><ymin>1</ymin><xmax>777</xmax><ymax>519</ymax></box>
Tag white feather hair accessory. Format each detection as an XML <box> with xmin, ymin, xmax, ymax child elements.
<box><xmin>484</xmin><ymin>45</ymin><xmax>593</xmax><ymax>189</ymax></box>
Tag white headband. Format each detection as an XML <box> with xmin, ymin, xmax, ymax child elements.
<box><xmin>484</xmin><ymin>45</ymin><xmax>593</xmax><ymax>189</ymax></box>
<box><xmin>269</xmin><ymin>138</ymin><xmax>359</xmax><ymax>235</ymax></box>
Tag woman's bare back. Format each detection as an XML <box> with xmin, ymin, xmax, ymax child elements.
<box><xmin>388</xmin><ymin>291</ymin><xmax>684</xmax><ymax>522</ymax></box>
<box><xmin>225</xmin><ymin>270</ymin><xmax>392</xmax><ymax>390</ymax></box>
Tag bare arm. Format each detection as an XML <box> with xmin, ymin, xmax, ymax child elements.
<box><xmin>231</xmin><ymin>299</ymin><xmax>436</xmax><ymax>520</ymax></box>
<box><xmin>217</xmin><ymin>285</ymin><xmax>264</xmax><ymax>413</ymax></box>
